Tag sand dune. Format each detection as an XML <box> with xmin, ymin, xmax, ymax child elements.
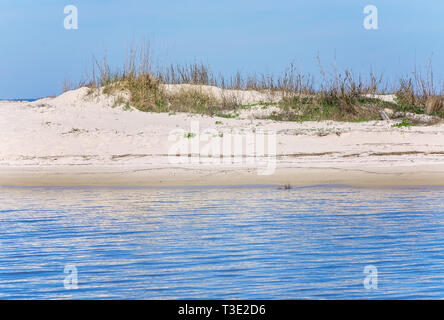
<box><xmin>1</xmin><ymin>87</ymin><xmax>443</xmax><ymax>186</ymax></box>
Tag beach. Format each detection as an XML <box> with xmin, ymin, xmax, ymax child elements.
<box><xmin>2</xmin><ymin>1</ymin><xmax>444</xmax><ymax>302</ymax></box>
<box><xmin>1</xmin><ymin>87</ymin><xmax>443</xmax><ymax>187</ymax></box>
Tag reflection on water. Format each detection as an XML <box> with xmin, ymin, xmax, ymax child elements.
<box><xmin>0</xmin><ymin>185</ymin><xmax>443</xmax><ymax>299</ymax></box>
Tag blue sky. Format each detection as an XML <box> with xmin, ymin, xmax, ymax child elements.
<box><xmin>0</xmin><ymin>0</ymin><xmax>443</xmax><ymax>98</ymax></box>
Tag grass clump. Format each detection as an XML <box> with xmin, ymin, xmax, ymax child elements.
<box><xmin>394</xmin><ymin>60</ymin><xmax>443</xmax><ymax>116</ymax></box>
<box><xmin>167</xmin><ymin>88</ymin><xmax>219</xmax><ymax>114</ymax></box>
<box><xmin>215</xmin><ymin>112</ymin><xmax>238</xmax><ymax>119</ymax></box>
<box><xmin>392</xmin><ymin>119</ymin><xmax>415</xmax><ymax>127</ymax></box>
<box><xmin>425</xmin><ymin>96</ymin><xmax>444</xmax><ymax>117</ymax></box>
<box><xmin>270</xmin><ymin>95</ymin><xmax>381</xmax><ymax>122</ymax></box>
<box><xmin>91</xmin><ymin>48</ymin><xmax>239</xmax><ymax>116</ymax></box>
<box><xmin>102</xmin><ymin>72</ymin><xmax>167</xmax><ymax>112</ymax></box>
<box><xmin>184</xmin><ymin>132</ymin><xmax>196</xmax><ymax>139</ymax></box>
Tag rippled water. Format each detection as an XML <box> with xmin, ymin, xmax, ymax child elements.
<box><xmin>0</xmin><ymin>185</ymin><xmax>443</xmax><ymax>299</ymax></box>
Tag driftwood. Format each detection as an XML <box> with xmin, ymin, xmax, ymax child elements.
<box><xmin>379</xmin><ymin>109</ymin><xmax>390</xmax><ymax>120</ymax></box>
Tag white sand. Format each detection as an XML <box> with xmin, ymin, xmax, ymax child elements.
<box><xmin>1</xmin><ymin>86</ymin><xmax>443</xmax><ymax>186</ymax></box>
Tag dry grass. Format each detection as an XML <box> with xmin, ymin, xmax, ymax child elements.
<box><xmin>83</xmin><ymin>43</ymin><xmax>443</xmax><ymax>121</ymax></box>
<box><xmin>167</xmin><ymin>88</ymin><xmax>218</xmax><ymax>114</ymax></box>
<box><xmin>103</xmin><ymin>73</ymin><xmax>165</xmax><ymax>112</ymax></box>
<box><xmin>425</xmin><ymin>96</ymin><xmax>444</xmax><ymax>116</ymax></box>
<box><xmin>394</xmin><ymin>59</ymin><xmax>444</xmax><ymax>116</ymax></box>
<box><xmin>268</xmin><ymin>96</ymin><xmax>390</xmax><ymax>122</ymax></box>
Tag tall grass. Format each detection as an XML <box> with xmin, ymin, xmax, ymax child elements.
<box><xmin>84</xmin><ymin>43</ymin><xmax>443</xmax><ymax>119</ymax></box>
<box><xmin>395</xmin><ymin>59</ymin><xmax>444</xmax><ymax>116</ymax></box>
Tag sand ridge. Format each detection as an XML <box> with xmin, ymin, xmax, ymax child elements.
<box><xmin>1</xmin><ymin>87</ymin><xmax>443</xmax><ymax>186</ymax></box>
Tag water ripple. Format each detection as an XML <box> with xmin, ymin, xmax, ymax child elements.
<box><xmin>0</xmin><ymin>185</ymin><xmax>443</xmax><ymax>299</ymax></box>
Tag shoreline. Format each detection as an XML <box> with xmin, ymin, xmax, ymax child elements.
<box><xmin>1</xmin><ymin>87</ymin><xmax>443</xmax><ymax>188</ymax></box>
<box><xmin>2</xmin><ymin>164</ymin><xmax>444</xmax><ymax>187</ymax></box>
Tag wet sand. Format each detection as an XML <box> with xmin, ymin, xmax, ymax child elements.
<box><xmin>1</xmin><ymin>164</ymin><xmax>444</xmax><ymax>187</ymax></box>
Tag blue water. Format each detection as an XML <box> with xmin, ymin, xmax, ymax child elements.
<box><xmin>0</xmin><ymin>99</ymin><xmax>38</xmax><ymax>102</ymax></box>
<box><xmin>0</xmin><ymin>185</ymin><xmax>443</xmax><ymax>299</ymax></box>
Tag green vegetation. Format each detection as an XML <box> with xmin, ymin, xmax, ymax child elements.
<box><xmin>184</xmin><ymin>132</ymin><xmax>196</xmax><ymax>139</ymax></box>
<box><xmin>392</xmin><ymin>119</ymin><xmax>415</xmax><ymax>127</ymax></box>
<box><xmin>266</xmin><ymin>96</ymin><xmax>386</xmax><ymax>122</ymax></box>
<box><xmin>239</xmin><ymin>101</ymin><xmax>279</xmax><ymax>109</ymax></box>
<box><xmin>215</xmin><ymin>113</ymin><xmax>238</xmax><ymax>119</ymax></box>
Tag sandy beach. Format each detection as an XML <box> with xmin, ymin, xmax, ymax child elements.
<box><xmin>1</xmin><ymin>87</ymin><xmax>443</xmax><ymax>187</ymax></box>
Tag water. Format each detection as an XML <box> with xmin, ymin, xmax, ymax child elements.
<box><xmin>0</xmin><ymin>99</ymin><xmax>38</xmax><ymax>102</ymax></box>
<box><xmin>0</xmin><ymin>185</ymin><xmax>443</xmax><ymax>299</ymax></box>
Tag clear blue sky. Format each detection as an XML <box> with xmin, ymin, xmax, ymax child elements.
<box><xmin>0</xmin><ymin>0</ymin><xmax>443</xmax><ymax>98</ymax></box>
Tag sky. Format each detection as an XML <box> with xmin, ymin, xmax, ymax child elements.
<box><xmin>0</xmin><ymin>0</ymin><xmax>443</xmax><ymax>99</ymax></box>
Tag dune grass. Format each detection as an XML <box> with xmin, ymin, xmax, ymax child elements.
<box><xmin>392</xmin><ymin>119</ymin><xmax>415</xmax><ymax>128</ymax></box>
<box><xmin>84</xmin><ymin>44</ymin><xmax>443</xmax><ymax>122</ymax></box>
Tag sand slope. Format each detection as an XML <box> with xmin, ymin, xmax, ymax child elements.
<box><xmin>1</xmin><ymin>87</ymin><xmax>443</xmax><ymax>186</ymax></box>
